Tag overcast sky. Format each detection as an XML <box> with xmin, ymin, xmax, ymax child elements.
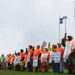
<box><xmin>0</xmin><ymin>0</ymin><xmax>75</xmax><ymax>55</ymax></box>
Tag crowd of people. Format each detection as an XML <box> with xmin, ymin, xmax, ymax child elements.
<box><xmin>0</xmin><ymin>35</ymin><xmax>75</xmax><ymax>74</ymax></box>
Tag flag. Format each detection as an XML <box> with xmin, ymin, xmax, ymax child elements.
<box><xmin>59</xmin><ymin>17</ymin><xmax>64</xmax><ymax>24</ymax></box>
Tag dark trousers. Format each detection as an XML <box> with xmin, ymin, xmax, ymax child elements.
<box><xmin>28</xmin><ymin>60</ymin><xmax>33</xmax><ymax>72</ymax></box>
<box><xmin>15</xmin><ymin>64</ymin><xmax>20</xmax><ymax>71</ymax></box>
<box><xmin>53</xmin><ymin>63</ymin><xmax>60</xmax><ymax>73</ymax></box>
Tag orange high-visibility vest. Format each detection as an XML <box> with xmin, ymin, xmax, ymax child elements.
<box><xmin>24</xmin><ymin>54</ymin><xmax>28</xmax><ymax>62</ymax></box>
<box><xmin>45</xmin><ymin>51</ymin><xmax>50</xmax><ymax>62</ymax></box>
<box><xmin>8</xmin><ymin>55</ymin><xmax>12</xmax><ymax>63</ymax></box>
<box><xmin>28</xmin><ymin>49</ymin><xmax>33</xmax><ymax>55</ymax></box>
<box><xmin>54</xmin><ymin>48</ymin><xmax>64</xmax><ymax>59</ymax></box>
<box><xmin>28</xmin><ymin>49</ymin><xmax>34</xmax><ymax>60</ymax></box>
<box><xmin>20</xmin><ymin>52</ymin><xmax>25</xmax><ymax>57</ymax></box>
<box><xmin>34</xmin><ymin>49</ymin><xmax>41</xmax><ymax>56</ymax></box>
<box><xmin>38</xmin><ymin>50</ymin><xmax>43</xmax><ymax>61</ymax></box>
<box><xmin>40</xmin><ymin>50</ymin><xmax>46</xmax><ymax>61</ymax></box>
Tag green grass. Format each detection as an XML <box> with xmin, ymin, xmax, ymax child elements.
<box><xmin>0</xmin><ymin>70</ymin><xmax>68</xmax><ymax>75</ymax></box>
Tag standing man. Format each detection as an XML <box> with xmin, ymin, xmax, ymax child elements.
<box><xmin>63</xmin><ymin>35</ymin><xmax>75</xmax><ymax>74</ymax></box>
<box><xmin>28</xmin><ymin>45</ymin><xmax>34</xmax><ymax>72</ymax></box>
<box><xmin>54</xmin><ymin>43</ymin><xmax>64</xmax><ymax>73</ymax></box>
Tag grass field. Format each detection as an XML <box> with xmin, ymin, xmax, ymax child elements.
<box><xmin>0</xmin><ymin>70</ymin><xmax>68</xmax><ymax>75</ymax></box>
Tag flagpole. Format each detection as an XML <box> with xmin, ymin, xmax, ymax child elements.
<box><xmin>59</xmin><ymin>17</ymin><xmax>61</xmax><ymax>43</ymax></box>
<box><xmin>63</xmin><ymin>16</ymin><xmax>68</xmax><ymax>38</ymax></box>
<box><xmin>65</xmin><ymin>17</ymin><xmax>67</xmax><ymax>35</ymax></box>
<box><xmin>59</xmin><ymin>17</ymin><xmax>63</xmax><ymax>43</ymax></box>
<box><xmin>74</xmin><ymin>1</ymin><xmax>75</xmax><ymax>24</ymax></box>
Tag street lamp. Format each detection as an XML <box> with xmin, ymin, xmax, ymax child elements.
<box><xmin>63</xmin><ymin>16</ymin><xmax>68</xmax><ymax>38</ymax></box>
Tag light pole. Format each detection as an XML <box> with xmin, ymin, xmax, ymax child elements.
<box><xmin>59</xmin><ymin>17</ymin><xmax>61</xmax><ymax>43</ymax></box>
<box><xmin>63</xmin><ymin>16</ymin><xmax>68</xmax><ymax>38</ymax></box>
<box><xmin>59</xmin><ymin>21</ymin><xmax>60</xmax><ymax>43</ymax></box>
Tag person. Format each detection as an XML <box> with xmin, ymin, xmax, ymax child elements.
<box><xmin>24</xmin><ymin>50</ymin><xmax>28</xmax><ymax>71</ymax></box>
<box><xmin>40</xmin><ymin>49</ymin><xmax>45</xmax><ymax>72</ymax></box>
<box><xmin>55</xmin><ymin>43</ymin><xmax>64</xmax><ymax>59</ymax></box>
<box><xmin>0</xmin><ymin>56</ymin><xmax>2</xmax><ymax>69</ymax></box>
<box><xmin>8</xmin><ymin>54</ymin><xmax>12</xmax><ymax>69</ymax></box>
<box><xmin>55</xmin><ymin>43</ymin><xmax>64</xmax><ymax>73</ymax></box>
<box><xmin>33</xmin><ymin>45</ymin><xmax>41</xmax><ymax>72</ymax></box>
<box><xmin>14</xmin><ymin>53</ymin><xmax>21</xmax><ymax>71</ymax></box>
<box><xmin>63</xmin><ymin>36</ymin><xmax>73</xmax><ymax>60</ymax></box>
<box><xmin>52</xmin><ymin>44</ymin><xmax>63</xmax><ymax>73</ymax></box>
<box><xmin>20</xmin><ymin>49</ymin><xmax>25</xmax><ymax>58</ymax></box>
<box><xmin>1</xmin><ymin>54</ymin><xmax>5</xmax><ymax>69</ymax></box>
<box><xmin>28</xmin><ymin>45</ymin><xmax>34</xmax><ymax>72</ymax></box>
<box><xmin>19</xmin><ymin>49</ymin><xmax>25</xmax><ymax>71</ymax></box>
<box><xmin>10</xmin><ymin>55</ymin><xmax>14</xmax><ymax>70</ymax></box>
<box><xmin>68</xmin><ymin>49</ymin><xmax>75</xmax><ymax>74</ymax></box>
<box><xmin>52</xmin><ymin>45</ymin><xmax>57</xmax><ymax>52</ymax></box>
<box><xmin>67</xmin><ymin>36</ymin><xmax>75</xmax><ymax>74</ymax></box>
<box><xmin>63</xmin><ymin>35</ymin><xmax>75</xmax><ymax>74</ymax></box>
<box><xmin>44</xmin><ymin>48</ymin><xmax>50</xmax><ymax>72</ymax></box>
<box><xmin>4</xmin><ymin>55</ymin><xmax>8</xmax><ymax>70</ymax></box>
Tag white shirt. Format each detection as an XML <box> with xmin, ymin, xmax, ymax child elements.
<box><xmin>14</xmin><ymin>56</ymin><xmax>21</xmax><ymax>66</ymax></box>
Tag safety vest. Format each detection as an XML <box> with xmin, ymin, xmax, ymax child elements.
<box><xmin>54</xmin><ymin>48</ymin><xmax>64</xmax><ymax>59</ymax></box>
